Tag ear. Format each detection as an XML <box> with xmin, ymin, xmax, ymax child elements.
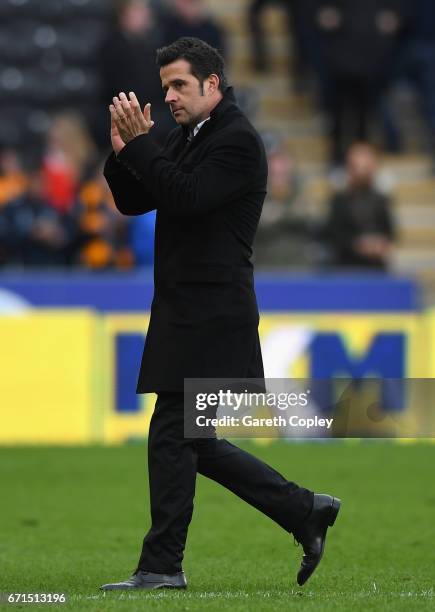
<box><xmin>207</xmin><ymin>74</ymin><xmax>220</xmax><ymax>95</ymax></box>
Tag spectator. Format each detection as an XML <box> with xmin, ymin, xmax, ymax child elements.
<box><xmin>390</xmin><ymin>0</ymin><xmax>435</xmax><ymax>163</ymax></box>
<box><xmin>42</xmin><ymin>112</ymin><xmax>97</xmax><ymax>214</ymax></box>
<box><xmin>0</xmin><ymin>169</ymin><xmax>70</xmax><ymax>267</ymax></box>
<box><xmin>314</xmin><ymin>0</ymin><xmax>407</xmax><ymax>165</ymax></box>
<box><xmin>248</xmin><ymin>0</ymin><xmax>315</xmax><ymax>90</ymax></box>
<box><xmin>325</xmin><ymin>142</ymin><xmax>396</xmax><ymax>270</ymax></box>
<box><xmin>72</xmin><ymin>166</ymin><xmax>133</xmax><ymax>270</ymax></box>
<box><xmin>162</xmin><ymin>0</ymin><xmax>226</xmax><ymax>57</ymax></box>
<box><xmin>255</xmin><ymin>145</ymin><xmax>310</xmax><ymax>267</ymax></box>
<box><xmin>0</xmin><ymin>149</ymin><xmax>27</xmax><ymax>208</ymax></box>
<box><xmin>129</xmin><ymin>211</ymin><xmax>156</xmax><ymax>266</ymax></box>
<box><xmin>261</xmin><ymin>146</ymin><xmax>304</xmax><ymax>223</ymax></box>
<box><xmin>97</xmin><ymin>0</ymin><xmax>172</xmax><ymax>147</ymax></box>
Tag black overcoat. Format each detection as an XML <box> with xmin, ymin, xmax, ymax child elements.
<box><xmin>104</xmin><ymin>87</ymin><xmax>267</xmax><ymax>392</ymax></box>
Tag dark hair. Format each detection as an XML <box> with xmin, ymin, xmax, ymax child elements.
<box><xmin>156</xmin><ymin>37</ymin><xmax>228</xmax><ymax>92</ymax></box>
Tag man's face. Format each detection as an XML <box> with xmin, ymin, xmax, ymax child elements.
<box><xmin>160</xmin><ymin>59</ymin><xmax>213</xmax><ymax>128</ymax></box>
<box><xmin>347</xmin><ymin>146</ymin><xmax>377</xmax><ymax>186</ymax></box>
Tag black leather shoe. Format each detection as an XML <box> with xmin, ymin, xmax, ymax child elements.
<box><xmin>100</xmin><ymin>569</ymin><xmax>187</xmax><ymax>591</ymax></box>
<box><xmin>293</xmin><ymin>493</ymin><xmax>341</xmax><ymax>586</ymax></box>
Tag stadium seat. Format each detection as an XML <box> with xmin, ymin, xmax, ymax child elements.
<box><xmin>0</xmin><ymin>0</ymin><xmax>111</xmax><ymax>152</ymax></box>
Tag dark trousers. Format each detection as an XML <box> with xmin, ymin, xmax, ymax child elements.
<box><xmin>325</xmin><ymin>75</ymin><xmax>382</xmax><ymax>164</ymax></box>
<box><xmin>137</xmin><ymin>392</ymin><xmax>314</xmax><ymax>574</ymax></box>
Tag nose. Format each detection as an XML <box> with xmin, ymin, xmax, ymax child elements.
<box><xmin>165</xmin><ymin>88</ymin><xmax>177</xmax><ymax>104</ymax></box>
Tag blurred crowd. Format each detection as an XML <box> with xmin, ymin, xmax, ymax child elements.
<box><xmin>2</xmin><ymin>0</ymin><xmax>432</xmax><ymax>271</ymax></box>
<box><xmin>0</xmin><ymin>0</ymin><xmax>225</xmax><ymax>270</ymax></box>
<box><xmin>250</xmin><ymin>0</ymin><xmax>435</xmax><ymax>165</ymax></box>
<box><xmin>254</xmin><ymin>140</ymin><xmax>395</xmax><ymax>270</ymax></box>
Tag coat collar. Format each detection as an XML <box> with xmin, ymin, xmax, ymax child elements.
<box><xmin>209</xmin><ymin>86</ymin><xmax>237</xmax><ymax>122</ymax></box>
<box><xmin>175</xmin><ymin>87</ymin><xmax>237</xmax><ymax>163</ymax></box>
<box><xmin>181</xmin><ymin>86</ymin><xmax>237</xmax><ymax>138</ymax></box>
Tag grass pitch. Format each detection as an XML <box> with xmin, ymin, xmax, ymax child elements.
<box><xmin>0</xmin><ymin>441</ymin><xmax>434</xmax><ymax>611</ymax></box>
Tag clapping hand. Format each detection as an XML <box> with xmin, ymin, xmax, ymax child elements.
<box><xmin>109</xmin><ymin>91</ymin><xmax>154</xmax><ymax>155</ymax></box>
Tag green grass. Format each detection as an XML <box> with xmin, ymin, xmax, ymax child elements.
<box><xmin>0</xmin><ymin>441</ymin><xmax>434</xmax><ymax>611</ymax></box>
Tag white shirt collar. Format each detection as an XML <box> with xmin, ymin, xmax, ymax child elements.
<box><xmin>192</xmin><ymin>117</ymin><xmax>210</xmax><ymax>138</ymax></box>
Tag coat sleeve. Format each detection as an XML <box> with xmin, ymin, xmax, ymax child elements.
<box><xmin>115</xmin><ymin>129</ymin><xmax>264</xmax><ymax>217</ymax></box>
<box><xmin>103</xmin><ymin>151</ymin><xmax>158</xmax><ymax>216</ymax></box>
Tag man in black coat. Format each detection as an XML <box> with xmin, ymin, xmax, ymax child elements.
<box><xmin>100</xmin><ymin>37</ymin><xmax>340</xmax><ymax>591</ymax></box>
